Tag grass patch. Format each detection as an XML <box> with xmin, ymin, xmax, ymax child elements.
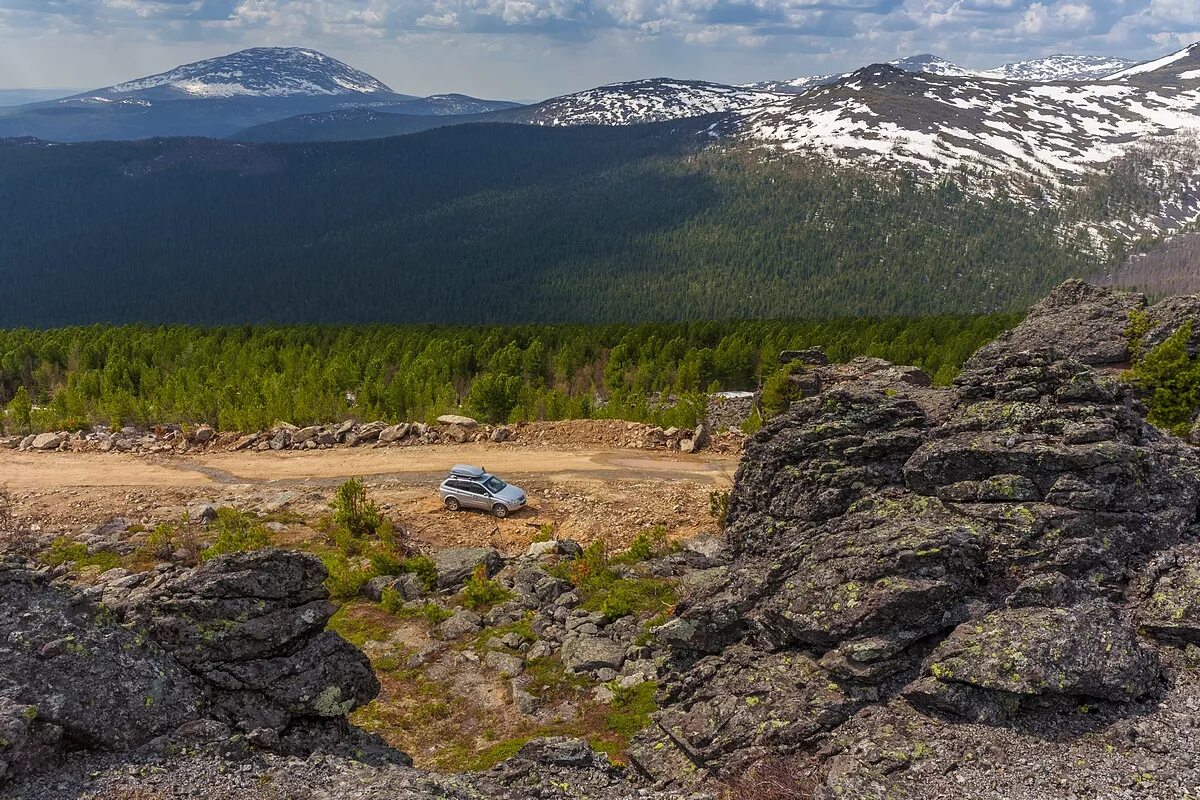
<box><xmin>606</xmin><ymin>681</ymin><xmax>658</xmax><ymax>739</ymax></box>
<box><xmin>381</xmin><ymin>592</ymin><xmax>454</xmax><ymax>627</ymax></box>
<box><xmin>327</xmin><ymin>601</ymin><xmax>398</xmax><ymax>647</ymax></box>
<box><xmin>41</xmin><ymin>537</ymin><xmax>121</xmax><ymax>572</ymax></box>
<box><xmin>580</xmin><ymin>576</ymin><xmax>677</xmax><ymax>623</ymax></box>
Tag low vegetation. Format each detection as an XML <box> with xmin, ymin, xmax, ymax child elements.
<box><xmin>1129</xmin><ymin>321</ymin><xmax>1200</xmax><ymax>435</ymax></box>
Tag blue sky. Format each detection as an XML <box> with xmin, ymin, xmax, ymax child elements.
<box><xmin>0</xmin><ymin>0</ymin><xmax>1196</xmax><ymax>98</ymax></box>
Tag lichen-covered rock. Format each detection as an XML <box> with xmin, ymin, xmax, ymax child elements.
<box><xmin>636</xmin><ymin>301</ymin><xmax>1200</xmax><ymax>786</ymax></box>
<box><xmin>105</xmin><ymin>549</ymin><xmax>378</xmax><ymax>733</ymax></box>
<box><xmin>1141</xmin><ymin>293</ymin><xmax>1200</xmax><ymax>358</ymax></box>
<box><xmin>971</xmin><ymin>279</ymin><xmax>1145</xmax><ymax>367</ymax></box>
<box><xmin>0</xmin><ymin>697</ymin><xmax>63</xmax><ymax>783</ymax></box>
<box><xmin>906</xmin><ymin>602</ymin><xmax>1159</xmax><ymax>722</ymax></box>
<box><xmin>0</xmin><ymin>560</ymin><xmax>206</xmax><ymax>778</ymax></box>
<box><xmin>631</xmin><ymin>645</ymin><xmax>858</xmax><ymax>782</ymax></box>
<box><xmin>726</xmin><ymin>388</ymin><xmax>930</xmax><ymax>555</ymax></box>
<box><xmin>907</xmin><ymin>349</ymin><xmax>1200</xmax><ymax>586</ymax></box>
<box><xmin>1137</xmin><ymin>544</ymin><xmax>1200</xmax><ymax>644</ymax></box>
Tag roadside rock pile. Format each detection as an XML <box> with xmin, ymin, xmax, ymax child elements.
<box><xmin>1</xmin><ymin>415</ymin><xmax>741</xmax><ymax>456</ymax></box>
<box><xmin>627</xmin><ymin>281</ymin><xmax>1200</xmax><ymax>797</ymax></box>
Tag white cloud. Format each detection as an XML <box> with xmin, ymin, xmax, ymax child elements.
<box><xmin>0</xmin><ymin>0</ymin><xmax>1196</xmax><ymax>96</ymax></box>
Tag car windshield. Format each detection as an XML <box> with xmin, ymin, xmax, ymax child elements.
<box><xmin>483</xmin><ymin>476</ymin><xmax>507</xmax><ymax>493</ymax></box>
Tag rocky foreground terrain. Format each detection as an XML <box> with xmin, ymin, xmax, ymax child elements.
<box><xmin>4</xmin><ymin>280</ymin><xmax>1200</xmax><ymax>799</ymax></box>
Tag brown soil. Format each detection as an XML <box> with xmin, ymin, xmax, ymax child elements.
<box><xmin>0</xmin><ymin>441</ymin><xmax>737</xmax><ymax>554</ymax></box>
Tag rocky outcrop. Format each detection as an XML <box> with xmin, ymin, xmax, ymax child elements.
<box><xmin>0</xmin><ymin>549</ymin><xmax>380</xmax><ymax>785</ymax></box>
<box><xmin>631</xmin><ymin>282</ymin><xmax>1200</xmax><ymax>791</ymax></box>
<box><xmin>0</xmin><ymin>559</ymin><xmax>206</xmax><ymax>781</ymax></box>
<box><xmin>973</xmin><ymin>278</ymin><xmax>1200</xmax><ymax>368</ymax></box>
<box><xmin>100</xmin><ymin>549</ymin><xmax>379</xmax><ymax>733</ymax></box>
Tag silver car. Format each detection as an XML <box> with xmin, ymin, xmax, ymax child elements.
<box><xmin>439</xmin><ymin>464</ymin><xmax>526</xmax><ymax>518</ymax></box>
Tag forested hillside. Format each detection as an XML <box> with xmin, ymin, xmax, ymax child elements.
<box><xmin>0</xmin><ymin>122</ymin><xmax>1101</xmax><ymax>327</ymax></box>
<box><xmin>0</xmin><ymin>315</ymin><xmax>1016</xmax><ymax>432</ymax></box>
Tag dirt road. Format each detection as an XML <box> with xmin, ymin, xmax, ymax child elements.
<box><xmin>1</xmin><ymin>444</ymin><xmax>739</xmax><ymax>551</ymax></box>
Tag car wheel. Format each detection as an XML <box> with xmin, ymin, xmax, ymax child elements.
<box><xmin>492</xmin><ymin>504</ymin><xmax>509</xmax><ymax>519</ymax></box>
<box><xmin>444</xmin><ymin>497</ymin><xmax>460</xmax><ymax>511</ymax></box>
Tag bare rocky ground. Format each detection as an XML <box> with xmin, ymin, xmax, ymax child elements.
<box><xmin>4</xmin><ymin>280</ymin><xmax>1200</xmax><ymax>799</ymax></box>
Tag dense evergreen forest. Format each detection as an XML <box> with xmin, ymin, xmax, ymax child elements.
<box><xmin>0</xmin><ymin>122</ymin><xmax>1101</xmax><ymax>327</ymax></box>
<box><xmin>0</xmin><ymin>315</ymin><xmax>1017</xmax><ymax>433</ymax></box>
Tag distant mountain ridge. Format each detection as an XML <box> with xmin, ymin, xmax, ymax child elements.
<box><xmin>0</xmin><ymin>47</ymin><xmax>520</xmax><ymax>141</ymax></box>
<box><xmin>748</xmin><ymin>53</ymin><xmax>1139</xmax><ymax>93</ymax></box>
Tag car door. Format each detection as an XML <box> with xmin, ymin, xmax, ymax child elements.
<box><xmin>447</xmin><ymin>480</ymin><xmax>476</xmax><ymax>508</ymax></box>
<box><xmin>461</xmin><ymin>480</ymin><xmax>491</xmax><ymax>510</ymax></box>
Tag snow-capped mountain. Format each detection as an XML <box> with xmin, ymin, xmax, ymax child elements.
<box><xmin>84</xmin><ymin>48</ymin><xmax>396</xmax><ymax>101</ymax></box>
<box><xmin>1108</xmin><ymin>43</ymin><xmax>1200</xmax><ymax>81</ymax></box>
<box><xmin>750</xmin><ymin>53</ymin><xmax>1140</xmax><ymax>95</ymax></box>
<box><xmin>519</xmin><ymin>78</ymin><xmax>782</xmax><ymax>126</ymax></box>
<box><xmin>0</xmin><ymin>47</ymin><xmax>420</xmax><ymax>141</ymax></box>
<box><xmin>718</xmin><ymin>53</ymin><xmax>1200</xmax><ymax>247</ymax></box>
<box><xmin>727</xmin><ymin>64</ymin><xmax>1200</xmax><ymax>177</ymax></box>
<box><xmin>991</xmin><ymin>55</ymin><xmax>1137</xmax><ymax>81</ymax></box>
<box><xmin>890</xmin><ymin>54</ymin><xmax>980</xmax><ymax>78</ymax></box>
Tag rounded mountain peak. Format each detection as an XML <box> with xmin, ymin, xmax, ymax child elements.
<box><xmin>101</xmin><ymin>47</ymin><xmax>396</xmax><ymax>99</ymax></box>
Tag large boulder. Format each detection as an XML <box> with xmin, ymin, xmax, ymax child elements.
<box><xmin>0</xmin><ymin>560</ymin><xmax>207</xmax><ymax>779</ymax></box>
<box><xmin>431</xmin><ymin>547</ymin><xmax>503</xmax><ymax>590</ymax></box>
<box><xmin>971</xmin><ymin>279</ymin><xmax>1145</xmax><ymax>368</ymax></box>
<box><xmin>103</xmin><ymin>549</ymin><xmax>379</xmax><ymax>733</ymax></box>
<box><xmin>906</xmin><ymin>602</ymin><xmax>1160</xmax><ymax>722</ymax></box>
<box><xmin>29</xmin><ymin>432</ymin><xmax>63</xmax><ymax>451</ymax></box>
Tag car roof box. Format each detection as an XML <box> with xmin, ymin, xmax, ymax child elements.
<box><xmin>449</xmin><ymin>464</ymin><xmax>485</xmax><ymax>478</ymax></box>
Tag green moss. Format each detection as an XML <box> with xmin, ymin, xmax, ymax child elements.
<box><xmin>606</xmin><ymin>681</ymin><xmax>658</xmax><ymax>739</ymax></box>
<box><xmin>327</xmin><ymin>602</ymin><xmax>396</xmax><ymax>647</ymax></box>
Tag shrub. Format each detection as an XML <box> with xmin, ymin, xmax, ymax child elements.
<box><xmin>142</xmin><ymin>522</ymin><xmax>178</xmax><ymax>561</ymax></box>
<box><xmin>721</xmin><ymin>758</ymin><xmax>820</xmax><ymax>800</ymax></box>
<box><xmin>42</xmin><ymin>537</ymin><xmax>121</xmax><ymax>572</ymax></box>
<box><xmin>331</xmin><ymin>478</ymin><xmax>384</xmax><ymax>540</ymax></box>
<box><xmin>614</xmin><ymin>525</ymin><xmax>676</xmax><ymax>564</ymax></box>
<box><xmin>201</xmin><ymin>508</ymin><xmax>271</xmax><ymax>560</ymax></box>
<box><xmin>400</xmin><ymin>555</ymin><xmax>438</xmax><ymax>590</ymax></box>
<box><xmin>322</xmin><ymin>552</ymin><xmax>374</xmax><ymax>601</ymax></box>
<box><xmin>379</xmin><ymin>586</ymin><xmax>406</xmax><ymax>614</ymax></box>
<box><xmin>1130</xmin><ymin>321</ymin><xmax>1200</xmax><ymax>435</ymax></box>
<box><xmin>461</xmin><ymin>564</ymin><xmax>513</xmax><ymax>611</ymax></box>
<box><xmin>760</xmin><ymin>365</ymin><xmax>801</xmax><ymax>418</ymax></box>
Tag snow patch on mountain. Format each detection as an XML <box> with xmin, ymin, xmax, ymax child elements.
<box><xmin>100</xmin><ymin>48</ymin><xmax>395</xmax><ymax>99</ymax></box>
<box><xmin>526</xmin><ymin>78</ymin><xmax>782</xmax><ymax>126</ymax></box>
<box><xmin>728</xmin><ymin>65</ymin><xmax>1200</xmax><ymax>187</ymax></box>
<box><xmin>1108</xmin><ymin>44</ymin><xmax>1199</xmax><ymax>80</ymax></box>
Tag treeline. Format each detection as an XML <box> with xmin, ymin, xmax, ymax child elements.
<box><xmin>0</xmin><ymin>124</ymin><xmax>1100</xmax><ymax>327</ymax></box>
<box><xmin>0</xmin><ymin>315</ymin><xmax>1017</xmax><ymax>433</ymax></box>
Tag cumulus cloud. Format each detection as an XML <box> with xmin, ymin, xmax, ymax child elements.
<box><xmin>0</xmin><ymin>0</ymin><xmax>1195</xmax><ymax>94</ymax></box>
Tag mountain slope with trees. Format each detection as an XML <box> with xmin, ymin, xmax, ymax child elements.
<box><xmin>0</xmin><ymin>123</ymin><xmax>1103</xmax><ymax>327</ymax></box>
